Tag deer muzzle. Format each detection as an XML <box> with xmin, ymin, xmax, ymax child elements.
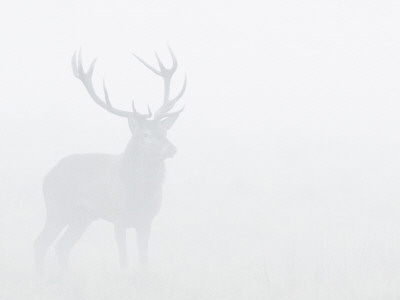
<box><xmin>165</xmin><ymin>144</ymin><xmax>177</xmax><ymax>158</ymax></box>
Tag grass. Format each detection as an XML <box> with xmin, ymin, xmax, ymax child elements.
<box><xmin>1</xmin><ymin>183</ymin><xmax>400</xmax><ymax>299</ymax></box>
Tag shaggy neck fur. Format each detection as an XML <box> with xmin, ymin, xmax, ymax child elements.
<box><xmin>119</xmin><ymin>138</ymin><xmax>166</xmax><ymax>195</ymax></box>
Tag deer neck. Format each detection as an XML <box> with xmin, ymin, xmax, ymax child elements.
<box><xmin>119</xmin><ymin>138</ymin><xmax>166</xmax><ymax>188</ymax></box>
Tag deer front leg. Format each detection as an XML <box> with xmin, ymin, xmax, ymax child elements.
<box><xmin>114</xmin><ymin>223</ymin><xmax>128</xmax><ymax>271</ymax></box>
<box><xmin>136</xmin><ymin>223</ymin><xmax>151</xmax><ymax>271</ymax></box>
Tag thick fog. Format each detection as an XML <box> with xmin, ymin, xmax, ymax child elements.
<box><xmin>1</xmin><ymin>1</ymin><xmax>400</xmax><ymax>299</ymax></box>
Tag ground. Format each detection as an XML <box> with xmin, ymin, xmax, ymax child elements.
<box><xmin>1</xmin><ymin>183</ymin><xmax>400</xmax><ymax>299</ymax></box>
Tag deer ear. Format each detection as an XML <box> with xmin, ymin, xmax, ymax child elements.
<box><xmin>159</xmin><ymin>114</ymin><xmax>180</xmax><ymax>130</ymax></box>
<box><xmin>159</xmin><ymin>108</ymin><xmax>184</xmax><ymax>130</ymax></box>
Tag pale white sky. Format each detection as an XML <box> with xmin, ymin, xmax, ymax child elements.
<box><xmin>1</xmin><ymin>0</ymin><xmax>400</xmax><ymax>203</ymax></box>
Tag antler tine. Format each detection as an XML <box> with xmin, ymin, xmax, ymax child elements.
<box><xmin>102</xmin><ymin>79</ymin><xmax>111</xmax><ymax>107</ymax></box>
<box><xmin>133</xmin><ymin>48</ymin><xmax>185</xmax><ymax>120</ymax></box>
<box><xmin>133</xmin><ymin>47</ymin><xmax>177</xmax><ymax>77</ymax></box>
<box><xmin>72</xmin><ymin>49</ymin><xmax>139</xmax><ymax>119</ymax></box>
<box><xmin>153</xmin><ymin>73</ymin><xmax>186</xmax><ymax>119</ymax></box>
<box><xmin>169</xmin><ymin>73</ymin><xmax>187</xmax><ymax>103</ymax></box>
<box><xmin>132</xmin><ymin>53</ymin><xmax>161</xmax><ymax>75</ymax></box>
<box><xmin>131</xmin><ymin>100</ymin><xmax>152</xmax><ymax>119</ymax></box>
<box><xmin>157</xmin><ymin>106</ymin><xmax>185</xmax><ymax>120</ymax></box>
<box><xmin>71</xmin><ymin>51</ymin><xmax>78</xmax><ymax>77</ymax></box>
<box><xmin>167</xmin><ymin>45</ymin><xmax>178</xmax><ymax>73</ymax></box>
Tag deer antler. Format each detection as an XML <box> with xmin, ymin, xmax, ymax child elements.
<box><xmin>133</xmin><ymin>46</ymin><xmax>186</xmax><ymax>121</ymax></box>
<box><xmin>71</xmin><ymin>49</ymin><xmax>152</xmax><ymax>119</ymax></box>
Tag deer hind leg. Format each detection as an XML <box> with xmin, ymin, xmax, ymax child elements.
<box><xmin>34</xmin><ymin>215</ymin><xmax>68</xmax><ymax>277</ymax></box>
<box><xmin>54</xmin><ymin>209</ymin><xmax>93</xmax><ymax>271</ymax></box>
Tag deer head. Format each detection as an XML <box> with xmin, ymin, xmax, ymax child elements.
<box><xmin>71</xmin><ymin>47</ymin><xmax>186</xmax><ymax>161</ymax></box>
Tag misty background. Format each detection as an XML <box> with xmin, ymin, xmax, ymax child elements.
<box><xmin>1</xmin><ymin>1</ymin><xmax>400</xmax><ymax>299</ymax></box>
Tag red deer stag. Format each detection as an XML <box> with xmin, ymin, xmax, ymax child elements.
<box><xmin>34</xmin><ymin>48</ymin><xmax>186</xmax><ymax>276</ymax></box>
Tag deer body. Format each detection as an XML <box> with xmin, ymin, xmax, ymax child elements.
<box><xmin>43</xmin><ymin>152</ymin><xmax>164</xmax><ymax>226</ymax></box>
<box><xmin>34</xmin><ymin>48</ymin><xmax>185</xmax><ymax>276</ymax></box>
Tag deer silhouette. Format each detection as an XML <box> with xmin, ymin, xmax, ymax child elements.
<box><xmin>34</xmin><ymin>48</ymin><xmax>186</xmax><ymax>276</ymax></box>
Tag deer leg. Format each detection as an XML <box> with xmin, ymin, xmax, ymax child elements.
<box><xmin>136</xmin><ymin>223</ymin><xmax>151</xmax><ymax>271</ymax></box>
<box><xmin>114</xmin><ymin>223</ymin><xmax>128</xmax><ymax>271</ymax></box>
<box><xmin>54</xmin><ymin>210</ymin><xmax>93</xmax><ymax>271</ymax></box>
<box><xmin>34</xmin><ymin>215</ymin><xmax>68</xmax><ymax>277</ymax></box>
